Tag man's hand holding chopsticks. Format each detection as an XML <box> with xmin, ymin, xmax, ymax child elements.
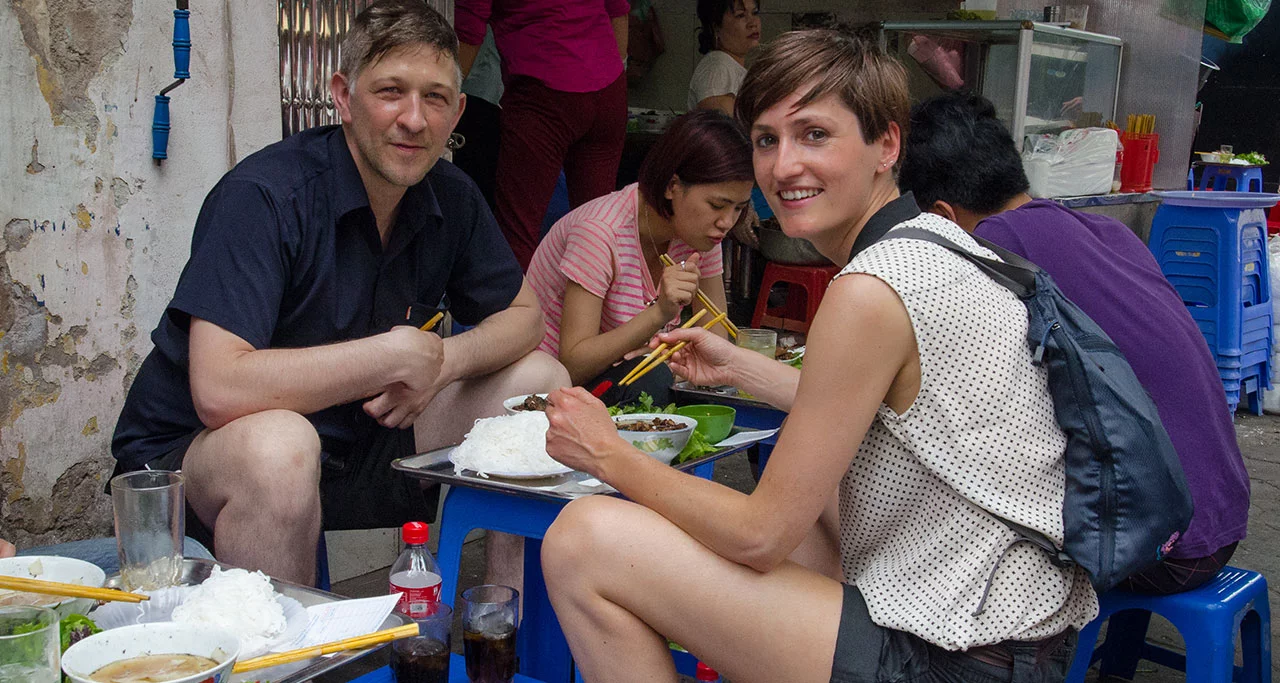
<box><xmin>362</xmin><ymin>325</ymin><xmax>446</xmax><ymax>429</ymax></box>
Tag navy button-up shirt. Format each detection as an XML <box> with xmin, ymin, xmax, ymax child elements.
<box><xmin>113</xmin><ymin>125</ymin><xmax>524</xmax><ymax>470</ymax></box>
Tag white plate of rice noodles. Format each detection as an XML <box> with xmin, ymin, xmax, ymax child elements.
<box><xmin>90</xmin><ymin>566</ymin><xmax>307</xmax><ymax>659</ymax></box>
<box><xmin>449</xmin><ymin>411</ymin><xmax>573</xmax><ymax>479</ymax></box>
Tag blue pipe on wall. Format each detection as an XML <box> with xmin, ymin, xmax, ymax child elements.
<box><xmin>152</xmin><ymin>1</ymin><xmax>191</xmax><ymax>163</ymax></box>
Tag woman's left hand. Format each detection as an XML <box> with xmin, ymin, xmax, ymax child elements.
<box><xmin>544</xmin><ymin>387</ymin><xmax>626</xmax><ymax>478</ymax></box>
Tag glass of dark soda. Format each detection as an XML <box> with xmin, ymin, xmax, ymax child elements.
<box><xmin>392</xmin><ymin>602</ymin><xmax>452</xmax><ymax>683</ymax></box>
<box><xmin>461</xmin><ymin>584</ymin><xmax>520</xmax><ymax>683</ymax></box>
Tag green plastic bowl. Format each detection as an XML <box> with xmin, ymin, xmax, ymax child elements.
<box><xmin>676</xmin><ymin>404</ymin><xmax>736</xmax><ymax>443</ymax></box>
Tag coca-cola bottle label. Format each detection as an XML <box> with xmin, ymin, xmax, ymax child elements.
<box><xmin>390</xmin><ymin>579</ymin><xmax>442</xmax><ymax>618</ymax></box>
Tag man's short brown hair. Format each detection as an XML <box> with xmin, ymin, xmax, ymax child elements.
<box><xmin>735</xmin><ymin>30</ymin><xmax>910</xmax><ymax>153</ymax></box>
<box><xmin>339</xmin><ymin>0</ymin><xmax>460</xmax><ymax>84</ymax></box>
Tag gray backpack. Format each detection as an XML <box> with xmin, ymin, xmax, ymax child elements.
<box><xmin>889</xmin><ymin>227</ymin><xmax>1194</xmax><ymax>593</ymax></box>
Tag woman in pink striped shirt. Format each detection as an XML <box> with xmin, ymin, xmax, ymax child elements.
<box><xmin>526</xmin><ymin>111</ymin><xmax>753</xmax><ymax>403</ymax></box>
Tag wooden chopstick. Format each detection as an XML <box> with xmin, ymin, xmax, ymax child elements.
<box><xmin>0</xmin><ymin>575</ymin><xmax>149</xmax><ymax>603</ymax></box>
<box><xmin>232</xmin><ymin>623</ymin><xmax>420</xmax><ymax>673</ymax></box>
<box><xmin>419</xmin><ymin>311</ymin><xmax>444</xmax><ymax>332</ymax></box>
<box><xmin>621</xmin><ymin>312</ymin><xmax>728</xmax><ymax>387</ymax></box>
<box><xmin>658</xmin><ymin>254</ymin><xmax>740</xmax><ymax>338</ymax></box>
<box><xmin>619</xmin><ymin>309</ymin><xmax>707</xmax><ymax>386</ymax></box>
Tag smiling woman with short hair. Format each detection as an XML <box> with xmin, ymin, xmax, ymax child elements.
<box><xmin>538</xmin><ymin>30</ymin><xmax>1097</xmax><ymax>683</ymax></box>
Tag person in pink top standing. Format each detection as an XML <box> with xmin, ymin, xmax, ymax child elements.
<box><xmin>456</xmin><ymin>0</ymin><xmax>632</xmax><ymax>271</ymax></box>
<box><xmin>526</xmin><ymin>111</ymin><xmax>754</xmax><ymax>405</ymax></box>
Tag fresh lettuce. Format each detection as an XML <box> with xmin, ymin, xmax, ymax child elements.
<box><xmin>607</xmin><ymin>392</ymin><xmax>676</xmax><ymax>416</ymax></box>
<box><xmin>60</xmin><ymin>613</ymin><xmax>100</xmax><ymax>651</ymax></box>
<box><xmin>674</xmin><ymin>429</ymin><xmax>718</xmax><ymax>464</ymax></box>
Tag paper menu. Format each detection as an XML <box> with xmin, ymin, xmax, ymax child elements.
<box><xmin>272</xmin><ymin>593</ymin><xmax>403</xmax><ymax>651</ymax></box>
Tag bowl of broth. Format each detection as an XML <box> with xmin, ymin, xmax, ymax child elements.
<box><xmin>62</xmin><ymin>622</ymin><xmax>240</xmax><ymax>683</ymax></box>
<box><xmin>0</xmin><ymin>556</ymin><xmax>107</xmax><ymax>617</ymax></box>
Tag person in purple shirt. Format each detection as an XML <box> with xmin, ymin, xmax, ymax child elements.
<box><xmin>898</xmin><ymin>91</ymin><xmax>1251</xmax><ymax>594</ymax></box>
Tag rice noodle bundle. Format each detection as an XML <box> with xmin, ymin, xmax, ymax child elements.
<box><xmin>450</xmin><ymin>412</ymin><xmax>566</xmax><ymax>477</ymax></box>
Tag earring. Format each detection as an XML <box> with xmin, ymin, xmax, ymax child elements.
<box><xmin>447</xmin><ymin>132</ymin><xmax>466</xmax><ymax>151</ymax></box>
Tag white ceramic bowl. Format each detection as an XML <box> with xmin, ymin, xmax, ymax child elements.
<box><xmin>0</xmin><ymin>556</ymin><xmax>107</xmax><ymax>617</ymax></box>
<box><xmin>62</xmin><ymin>622</ymin><xmax>240</xmax><ymax>683</ymax></box>
<box><xmin>613</xmin><ymin>413</ymin><xmax>697</xmax><ymax>465</ymax></box>
<box><xmin>503</xmin><ymin>393</ymin><xmax>549</xmax><ymax>415</ymax></box>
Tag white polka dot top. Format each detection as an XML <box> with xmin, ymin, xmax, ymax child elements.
<box><xmin>833</xmin><ymin>213</ymin><xmax>1098</xmax><ymax>650</ymax></box>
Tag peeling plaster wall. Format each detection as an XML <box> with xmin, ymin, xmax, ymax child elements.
<box><xmin>0</xmin><ymin>0</ymin><xmax>280</xmax><ymax>546</ymax></box>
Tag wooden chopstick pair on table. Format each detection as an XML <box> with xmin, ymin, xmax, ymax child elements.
<box><xmin>619</xmin><ymin>309</ymin><xmax>729</xmax><ymax>387</ymax></box>
<box><xmin>233</xmin><ymin>622</ymin><xmax>420</xmax><ymax>673</ymax></box>
<box><xmin>0</xmin><ymin>575</ymin><xmax>149</xmax><ymax>604</ymax></box>
<box><xmin>657</xmin><ymin>254</ymin><xmax>740</xmax><ymax>340</ymax></box>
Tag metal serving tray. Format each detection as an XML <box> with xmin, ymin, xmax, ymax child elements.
<box><xmin>392</xmin><ymin>428</ymin><xmax>755</xmax><ymax>503</ymax></box>
<box><xmin>671</xmin><ymin>381</ymin><xmax>779</xmax><ymax>410</ymax></box>
<box><xmin>104</xmin><ymin>558</ymin><xmax>407</xmax><ymax>683</ymax></box>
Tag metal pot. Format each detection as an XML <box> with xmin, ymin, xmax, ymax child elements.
<box><xmin>757</xmin><ymin>222</ymin><xmax>831</xmax><ymax>266</ymax></box>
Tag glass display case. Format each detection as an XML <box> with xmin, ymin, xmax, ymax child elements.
<box><xmin>879</xmin><ymin>21</ymin><xmax>1123</xmax><ymax>149</ymax></box>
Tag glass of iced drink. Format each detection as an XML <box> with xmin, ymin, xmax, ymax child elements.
<box><xmin>392</xmin><ymin>602</ymin><xmax>452</xmax><ymax>683</ymax></box>
<box><xmin>460</xmin><ymin>585</ymin><xmax>519</xmax><ymax>683</ymax></box>
<box><xmin>735</xmin><ymin>328</ymin><xmax>778</xmax><ymax>359</ymax></box>
<box><xmin>111</xmin><ymin>470</ymin><xmax>185</xmax><ymax>591</ymax></box>
<box><xmin>0</xmin><ymin>606</ymin><xmax>59</xmax><ymax>683</ymax></box>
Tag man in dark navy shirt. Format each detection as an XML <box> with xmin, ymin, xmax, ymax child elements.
<box><xmin>899</xmin><ymin>92</ymin><xmax>1250</xmax><ymax>595</ymax></box>
<box><xmin>112</xmin><ymin>0</ymin><xmax>568</xmax><ymax>585</ymax></box>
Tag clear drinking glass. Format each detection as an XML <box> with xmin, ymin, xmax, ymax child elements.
<box><xmin>461</xmin><ymin>585</ymin><xmax>519</xmax><ymax>683</ymax></box>
<box><xmin>0</xmin><ymin>606</ymin><xmax>59</xmax><ymax>683</ymax></box>
<box><xmin>735</xmin><ymin>328</ymin><xmax>778</xmax><ymax>359</ymax></box>
<box><xmin>111</xmin><ymin>470</ymin><xmax>185</xmax><ymax>591</ymax></box>
<box><xmin>392</xmin><ymin>602</ymin><xmax>452</xmax><ymax>683</ymax></box>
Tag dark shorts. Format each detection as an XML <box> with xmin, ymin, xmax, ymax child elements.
<box><xmin>831</xmin><ymin>584</ymin><xmax>1077</xmax><ymax>683</ymax></box>
<box><xmin>118</xmin><ymin>425</ymin><xmax>439</xmax><ymax>551</ymax></box>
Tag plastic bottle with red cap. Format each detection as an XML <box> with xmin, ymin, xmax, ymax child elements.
<box><xmin>695</xmin><ymin>661</ymin><xmax>722</xmax><ymax>682</ymax></box>
<box><xmin>389</xmin><ymin>521</ymin><xmax>443</xmax><ymax>619</ymax></box>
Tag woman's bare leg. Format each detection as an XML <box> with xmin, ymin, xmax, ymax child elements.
<box><xmin>542</xmin><ymin>495</ymin><xmax>844</xmax><ymax>683</ymax></box>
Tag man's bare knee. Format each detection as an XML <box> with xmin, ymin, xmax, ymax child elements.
<box><xmin>185</xmin><ymin>409</ymin><xmax>321</xmax><ymax>519</ymax></box>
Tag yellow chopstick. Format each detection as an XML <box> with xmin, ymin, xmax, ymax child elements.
<box><xmin>658</xmin><ymin>254</ymin><xmax>740</xmax><ymax>339</ymax></box>
<box><xmin>619</xmin><ymin>309</ymin><xmax>708</xmax><ymax>386</ymax></box>
<box><xmin>419</xmin><ymin>311</ymin><xmax>445</xmax><ymax>332</ymax></box>
<box><xmin>0</xmin><ymin>576</ymin><xmax>148</xmax><ymax>603</ymax></box>
<box><xmin>621</xmin><ymin>312</ymin><xmax>728</xmax><ymax>387</ymax></box>
<box><xmin>232</xmin><ymin>623</ymin><xmax>420</xmax><ymax>673</ymax></box>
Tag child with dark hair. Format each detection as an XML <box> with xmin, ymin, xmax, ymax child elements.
<box><xmin>900</xmin><ymin>91</ymin><xmax>1250</xmax><ymax>594</ymax></box>
<box><xmin>525</xmin><ymin>110</ymin><xmax>753</xmax><ymax>403</ymax></box>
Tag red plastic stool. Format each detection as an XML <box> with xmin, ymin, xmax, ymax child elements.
<box><xmin>1268</xmin><ymin>203</ymin><xmax>1280</xmax><ymax>236</ymax></box>
<box><xmin>750</xmin><ymin>262</ymin><xmax>842</xmax><ymax>333</ymax></box>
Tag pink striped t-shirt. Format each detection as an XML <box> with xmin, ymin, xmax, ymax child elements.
<box><xmin>527</xmin><ymin>183</ymin><xmax>724</xmax><ymax>357</ymax></box>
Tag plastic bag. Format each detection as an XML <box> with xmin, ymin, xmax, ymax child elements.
<box><xmin>1206</xmin><ymin>0</ymin><xmax>1271</xmax><ymax>41</ymax></box>
<box><xmin>1022</xmin><ymin>127</ymin><xmax>1119</xmax><ymax>198</ymax></box>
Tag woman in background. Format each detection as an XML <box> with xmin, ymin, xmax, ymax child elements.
<box><xmin>688</xmin><ymin>0</ymin><xmax>762</xmax><ymax>115</ymax></box>
<box><xmin>525</xmin><ymin>110</ymin><xmax>752</xmax><ymax>404</ymax></box>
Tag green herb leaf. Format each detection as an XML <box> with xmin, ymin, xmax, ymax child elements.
<box><xmin>60</xmin><ymin>613</ymin><xmax>100</xmax><ymax>651</ymax></box>
<box><xmin>674</xmin><ymin>429</ymin><xmax>718</xmax><ymax>464</ymax></box>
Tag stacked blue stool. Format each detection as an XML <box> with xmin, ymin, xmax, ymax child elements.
<box><xmin>1066</xmin><ymin>567</ymin><xmax>1271</xmax><ymax>682</ymax></box>
<box><xmin>1149</xmin><ymin>192</ymin><xmax>1280</xmax><ymax>413</ymax></box>
<box><xmin>1188</xmin><ymin>162</ymin><xmax>1266</xmax><ymax>193</ymax></box>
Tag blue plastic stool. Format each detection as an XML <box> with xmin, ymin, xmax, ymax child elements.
<box><xmin>1067</xmin><ymin>567</ymin><xmax>1272</xmax><ymax>683</ymax></box>
<box><xmin>1150</xmin><ymin>193</ymin><xmax>1278</xmax><ymax>357</ymax></box>
<box><xmin>435</xmin><ymin>487</ymin><xmax>572</xmax><ymax>683</ymax></box>
<box><xmin>346</xmin><ymin>654</ymin><xmax>545</xmax><ymax>682</ymax></box>
<box><xmin>1191</xmin><ymin>163</ymin><xmax>1266</xmax><ymax>193</ymax></box>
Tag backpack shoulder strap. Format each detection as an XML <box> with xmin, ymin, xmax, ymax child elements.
<box><xmin>885</xmin><ymin>227</ymin><xmax>1038</xmax><ymax>298</ymax></box>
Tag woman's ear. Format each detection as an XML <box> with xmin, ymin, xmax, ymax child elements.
<box><xmin>665</xmin><ymin>175</ymin><xmax>682</xmax><ymax>201</ymax></box>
